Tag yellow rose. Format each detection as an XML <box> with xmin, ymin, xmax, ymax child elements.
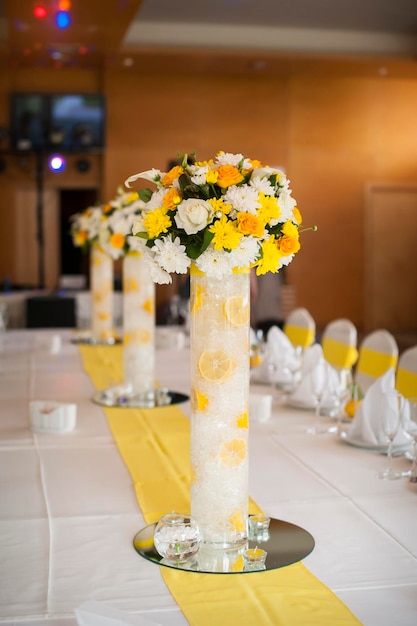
<box><xmin>214</xmin><ymin>165</ymin><xmax>244</xmax><ymax>188</ymax></box>
<box><xmin>279</xmin><ymin>235</ymin><xmax>300</xmax><ymax>256</ymax></box>
<box><xmin>236</xmin><ymin>212</ymin><xmax>265</xmax><ymax>237</ymax></box>
<box><xmin>162</xmin><ymin>165</ymin><xmax>183</xmax><ymax>187</ymax></box>
<box><xmin>162</xmin><ymin>187</ymin><xmax>182</xmax><ymax>211</ymax></box>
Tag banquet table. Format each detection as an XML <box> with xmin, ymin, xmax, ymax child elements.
<box><xmin>0</xmin><ymin>329</ymin><xmax>416</xmax><ymax>626</ymax></box>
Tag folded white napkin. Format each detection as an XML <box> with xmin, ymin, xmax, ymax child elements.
<box><xmin>75</xmin><ymin>601</ymin><xmax>162</xmax><ymax>626</ymax></box>
<box><xmin>347</xmin><ymin>368</ymin><xmax>410</xmax><ymax>446</ymax></box>
<box><xmin>252</xmin><ymin>325</ymin><xmax>299</xmax><ymax>384</ymax></box>
<box><xmin>287</xmin><ymin>343</ymin><xmax>326</xmax><ymax>407</ymax></box>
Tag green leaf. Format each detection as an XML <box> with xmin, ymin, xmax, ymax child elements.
<box><xmin>178</xmin><ymin>173</ymin><xmax>202</xmax><ymax>198</ymax></box>
<box><xmin>200</xmin><ymin>228</ymin><xmax>214</xmax><ymax>253</ymax></box>
<box><xmin>138</xmin><ymin>188</ymin><xmax>153</xmax><ymax>203</ymax></box>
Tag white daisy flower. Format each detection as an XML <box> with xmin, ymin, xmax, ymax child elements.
<box><xmin>229</xmin><ymin>236</ymin><xmax>261</xmax><ymax>269</ymax></box>
<box><xmin>152</xmin><ymin>236</ymin><xmax>191</xmax><ymax>274</ymax></box>
<box><xmin>145</xmin><ymin>188</ymin><xmax>168</xmax><ymax>212</ymax></box>
<box><xmin>272</xmin><ymin>191</ymin><xmax>297</xmax><ymax>224</ymax></box>
<box><xmin>144</xmin><ymin>254</ymin><xmax>172</xmax><ymax>284</ymax></box>
<box><xmin>280</xmin><ymin>254</ymin><xmax>295</xmax><ymax>267</ymax></box>
<box><xmin>126</xmin><ymin>235</ymin><xmax>145</xmax><ymax>253</ymax></box>
<box><xmin>196</xmin><ymin>248</ymin><xmax>233</xmax><ymax>279</ymax></box>
<box><xmin>214</xmin><ymin>152</ymin><xmax>244</xmax><ymax>167</ymax></box>
<box><xmin>249</xmin><ymin>176</ymin><xmax>275</xmax><ymax>196</ymax></box>
<box><xmin>189</xmin><ymin>164</ymin><xmax>209</xmax><ymax>185</ymax></box>
<box><xmin>223</xmin><ymin>185</ymin><xmax>260</xmax><ymax>214</ymax></box>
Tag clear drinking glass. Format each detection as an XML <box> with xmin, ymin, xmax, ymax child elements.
<box><xmin>307</xmin><ymin>360</ymin><xmax>329</xmax><ymax>435</ymax></box>
<box><xmin>402</xmin><ymin>398</ymin><xmax>417</xmax><ymax>483</ymax></box>
<box><xmin>327</xmin><ymin>367</ymin><xmax>353</xmax><ymax>435</ymax></box>
<box><xmin>377</xmin><ymin>390</ymin><xmax>405</xmax><ymax>480</ymax></box>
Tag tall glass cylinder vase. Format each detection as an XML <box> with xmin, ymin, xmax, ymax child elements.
<box><xmin>190</xmin><ymin>266</ymin><xmax>250</xmax><ymax>548</ymax></box>
<box><xmin>122</xmin><ymin>252</ymin><xmax>155</xmax><ymax>401</ymax></box>
<box><xmin>90</xmin><ymin>243</ymin><xmax>114</xmax><ymax>342</ymax></box>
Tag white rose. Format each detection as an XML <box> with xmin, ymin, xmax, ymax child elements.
<box><xmin>174</xmin><ymin>198</ymin><xmax>214</xmax><ymax>235</ymax></box>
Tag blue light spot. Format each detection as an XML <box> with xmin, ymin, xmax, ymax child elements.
<box><xmin>49</xmin><ymin>155</ymin><xmax>66</xmax><ymax>172</ymax></box>
<box><xmin>56</xmin><ymin>11</ymin><xmax>71</xmax><ymax>29</ymax></box>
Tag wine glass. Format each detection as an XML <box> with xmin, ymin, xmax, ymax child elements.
<box><xmin>326</xmin><ymin>367</ymin><xmax>353</xmax><ymax>435</ymax></box>
<box><xmin>402</xmin><ymin>398</ymin><xmax>417</xmax><ymax>483</ymax></box>
<box><xmin>377</xmin><ymin>390</ymin><xmax>406</xmax><ymax>480</ymax></box>
<box><xmin>307</xmin><ymin>360</ymin><xmax>329</xmax><ymax>435</ymax></box>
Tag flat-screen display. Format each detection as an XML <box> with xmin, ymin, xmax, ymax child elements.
<box><xmin>10</xmin><ymin>93</ymin><xmax>106</xmax><ymax>152</ymax></box>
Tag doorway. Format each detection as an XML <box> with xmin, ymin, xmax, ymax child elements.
<box><xmin>365</xmin><ymin>184</ymin><xmax>417</xmax><ymax>333</ymax></box>
<box><xmin>60</xmin><ymin>188</ymin><xmax>98</xmax><ymax>286</ymax></box>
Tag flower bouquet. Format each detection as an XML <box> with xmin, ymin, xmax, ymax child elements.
<box><xmin>127</xmin><ymin>151</ymin><xmax>302</xmax><ymax>282</ymax></box>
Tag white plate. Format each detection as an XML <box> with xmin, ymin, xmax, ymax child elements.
<box><xmin>287</xmin><ymin>398</ymin><xmax>316</xmax><ymax>411</ymax></box>
<box><xmin>339</xmin><ymin>430</ymin><xmax>411</xmax><ymax>453</ymax></box>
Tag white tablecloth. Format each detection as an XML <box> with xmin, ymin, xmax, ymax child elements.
<box><xmin>0</xmin><ymin>330</ymin><xmax>416</xmax><ymax>625</ymax></box>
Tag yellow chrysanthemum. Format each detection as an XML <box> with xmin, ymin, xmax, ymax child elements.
<box><xmin>236</xmin><ymin>212</ymin><xmax>265</xmax><ymax>237</ymax></box>
<box><xmin>144</xmin><ymin>208</ymin><xmax>172</xmax><ymax>239</ymax></box>
<box><xmin>257</xmin><ymin>193</ymin><xmax>281</xmax><ymax>223</ymax></box>
<box><xmin>102</xmin><ymin>203</ymin><xmax>112</xmax><ymax>214</ymax></box>
<box><xmin>256</xmin><ymin>236</ymin><xmax>282</xmax><ymax>275</ymax></box>
<box><xmin>162</xmin><ymin>187</ymin><xmax>182</xmax><ymax>211</ymax></box>
<box><xmin>209</xmin><ymin>215</ymin><xmax>242</xmax><ymax>251</ymax></box>
<box><xmin>214</xmin><ymin>165</ymin><xmax>244</xmax><ymax>188</ymax></box>
<box><xmin>208</xmin><ymin>197</ymin><xmax>232</xmax><ymax>214</ymax></box>
<box><xmin>74</xmin><ymin>230</ymin><xmax>88</xmax><ymax>246</ymax></box>
<box><xmin>206</xmin><ymin>168</ymin><xmax>219</xmax><ymax>184</ymax></box>
<box><xmin>292</xmin><ymin>206</ymin><xmax>302</xmax><ymax>224</ymax></box>
<box><xmin>125</xmin><ymin>191</ymin><xmax>139</xmax><ymax>203</ymax></box>
<box><xmin>162</xmin><ymin>165</ymin><xmax>183</xmax><ymax>187</ymax></box>
<box><xmin>109</xmin><ymin>232</ymin><xmax>125</xmax><ymax>249</ymax></box>
<box><xmin>282</xmin><ymin>220</ymin><xmax>299</xmax><ymax>238</ymax></box>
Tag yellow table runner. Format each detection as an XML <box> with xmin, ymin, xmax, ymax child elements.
<box><xmin>79</xmin><ymin>345</ymin><xmax>362</xmax><ymax>625</ymax></box>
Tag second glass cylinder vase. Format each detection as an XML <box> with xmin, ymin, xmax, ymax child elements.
<box><xmin>122</xmin><ymin>252</ymin><xmax>155</xmax><ymax>403</ymax></box>
<box><xmin>190</xmin><ymin>266</ymin><xmax>250</xmax><ymax>548</ymax></box>
<box><xmin>90</xmin><ymin>243</ymin><xmax>114</xmax><ymax>343</ymax></box>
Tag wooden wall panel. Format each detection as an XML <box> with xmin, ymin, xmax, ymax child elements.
<box><xmin>0</xmin><ymin>63</ymin><xmax>416</xmax><ymax>334</ymax></box>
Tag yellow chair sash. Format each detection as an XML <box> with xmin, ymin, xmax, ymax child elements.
<box><xmin>396</xmin><ymin>367</ymin><xmax>417</xmax><ymax>399</ymax></box>
<box><xmin>78</xmin><ymin>345</ymin><xmax>362</xmax><ymax>626</ymax></box>
<box><xmin>284</xmin><ymin>324</ymin><xmax>315</xmax><ymax>348</ymax></box>
<box><xmin>322</xmin><ymin>337</ymin><xmax>358</xmax><ymax>369</ymax></box>
<box><xmin>356</xmin><ymin>347</ymin><xmax>397</xmax><ymax>378</ymax></box>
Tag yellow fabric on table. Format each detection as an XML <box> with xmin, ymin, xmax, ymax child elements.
<box><xmin>79</xmin><ymin>345</ymin><xmax>362</xmax><ymax>625</ymax></box>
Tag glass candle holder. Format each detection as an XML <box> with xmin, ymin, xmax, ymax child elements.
<box><xmin>154</xmin><ymin>513</ymin><xmax>203</xmax><ymax>562</ymax></box>
<box><xmin>243</xmin><ymin>547</ymin><xmax>267</xmax><ymax>571</ymax></box>
<box><xmin>248</xmin><ymin>514</ymin><xmax>271</xmax><ymax>541</ymax></box>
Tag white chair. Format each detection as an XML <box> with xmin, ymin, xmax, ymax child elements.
<box><xmin>355</xmin><ymin>330</ymin><xmax>399</xmax><ymax>394</ymax></box>
<box><xmin>283</xmin><ymin>307</ymin><xmax>315</xmax><ymax>349</ymax></box>
<box><xmin>321</xmin><ymin>318</ymin><xmax>358</xmax><ymax>370</ymax></box>
<box><xmin>396</xmin><ymin>345</ymin><xmax>417</xmax><ymax>399</ymax></box>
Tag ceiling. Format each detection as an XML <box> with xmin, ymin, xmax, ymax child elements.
<box><xmin>1</xmin><ymin>0</ymin><xmax>417</xmax><ymax>77</ymax></box>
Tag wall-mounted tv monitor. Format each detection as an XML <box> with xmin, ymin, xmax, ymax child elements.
<box><xmin>10</xmin><ymin>93</ymin><xmax>106</xmax><ymax>152</ymax></box>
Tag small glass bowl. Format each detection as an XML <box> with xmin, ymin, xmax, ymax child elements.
<box><xmin>154</xmin><ymin>513</ymin><xmax>203</xmax><ymax>562</ymax></box>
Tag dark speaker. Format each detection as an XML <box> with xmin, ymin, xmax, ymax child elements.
<box><xmin>26</xmin><ymin>295</ymin><xmax>76</xmax><ymax>328</ymax></box>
